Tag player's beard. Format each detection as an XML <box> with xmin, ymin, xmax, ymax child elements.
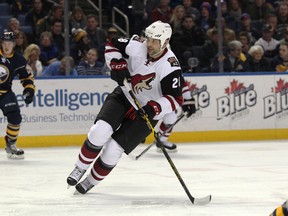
<box><xmin>148</xmin><ymin>47</ymin><xmax>162</xmax><ymax>58</ymax></box>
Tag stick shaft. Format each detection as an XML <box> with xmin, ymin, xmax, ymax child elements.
<box><xmin>123</xmin><ymin>79</ymin><xmax>197</xmax><ymax>204</ymax></box>
<box><xmin>134</xmin><ymin>114</ymin><xmax>185</xmax><ymax>160</ymax></box>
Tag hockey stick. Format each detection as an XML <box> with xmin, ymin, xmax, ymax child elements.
<box><xmin>124</xmin><ymin>79</ymin><xmax>212</xmax><ymax>205</ymax></box>
<box><xmin>130</xmin><ymin>113</ymin><xmax>185</xmax><ymax>160</ymax></box>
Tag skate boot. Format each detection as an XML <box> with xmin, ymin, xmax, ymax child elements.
<box><xmin>75</xmin><ymin>177</ymin><xmax>94</xmax><ymax>194</ymax></box>
<box><xmin>5</xmin><ymin>137</ymin><xmax>24</xmax><ymax>159</ymax></box>
<box><xmin>67</xmin><ymin>166</ymin><xmax>86</xmax><ymax>186</ymax></box>
<box><xmin>156</xmin><ymin>140</ymin><xmax>177</xmax><ymax>153</ymax></box>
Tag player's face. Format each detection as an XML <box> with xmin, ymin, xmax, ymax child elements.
<box><xmin>146</xmin><ymin>37</ymin><xmax>162</xmax><ymax>58</ymax></box>
<box><xmin>1</xmin><ymin>41</ymin><xmax>14</xmax><ymax>56</ymax></box>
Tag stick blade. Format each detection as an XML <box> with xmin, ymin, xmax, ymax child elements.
<box><xmin>193</xmin><ymin>195</ymin><xmax>212</xmax><ymax>205</ymax></box>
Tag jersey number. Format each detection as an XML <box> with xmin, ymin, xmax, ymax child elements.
<box><xmin>172</xmin><ymin>77</ymin><xmax>180</xmax><ymax>88</ymax></box>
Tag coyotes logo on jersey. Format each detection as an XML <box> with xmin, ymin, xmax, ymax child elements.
<box><xmin>131</xmin><ymin>73</ymin><xmax>156</xmax><ymax>94</ymax></box>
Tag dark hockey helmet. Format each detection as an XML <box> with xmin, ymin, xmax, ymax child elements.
<box><xmin>1</xmin><ymin>31</ymin><xmax>15</xmax><ymax>42</ymax></box>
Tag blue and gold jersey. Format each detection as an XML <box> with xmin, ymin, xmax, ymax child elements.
<box><xmin>0</xmin><ymin>50</ymin><xmax>35</xmax><ymax>96</ymax></box>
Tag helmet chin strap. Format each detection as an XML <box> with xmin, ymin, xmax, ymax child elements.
<box><xmin>149</xmin><ymin>43</ymin><xmax>167</xmax><ymax>58</ymax></box>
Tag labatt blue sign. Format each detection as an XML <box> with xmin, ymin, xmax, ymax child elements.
<box><xmin>216</xmin><ymin>79</ymin><xmax>257</xmax><ymax>120</ymax></box>
<box><xmin>263</xmin><ymin>78</ymin><xmax>288</xmax><ymax>119</ymax></box>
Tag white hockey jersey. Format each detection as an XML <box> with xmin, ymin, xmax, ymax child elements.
<box><xmin>105</xmin><ymin>35</ymin><xmax>183</xmax><ymax>120</ymax></box>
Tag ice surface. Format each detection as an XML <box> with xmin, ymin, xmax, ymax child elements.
<box><xmin>0</xmin><ymin>140</ymin><xmax>287</xmax><ymax>216</ymax></box>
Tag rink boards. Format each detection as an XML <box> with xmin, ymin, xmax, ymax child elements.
<box><xmin>1</xmin><ymin>73</ymin><xmax>288</xmax><ymax>148</ymax></box>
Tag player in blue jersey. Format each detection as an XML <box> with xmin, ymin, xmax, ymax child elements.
<box><xmin>0</xmin><ymin>31</ymin><xmax>35</xmax><ymax>159</ymax></box>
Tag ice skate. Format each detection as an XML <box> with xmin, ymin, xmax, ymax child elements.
<box><xmin>75</xmin><ymin>177</ymin><xmax>94</xmax><ymax>194</ymax></box>
<box><xmin>156</xmin><ymin>140</ymin><xmax>177</xmax><ymax>153</ymax></box>
<box><xmin>5</xmin><ymin>137</ymin><xmax>24</xmax><ymax>159</ymax></box>
<box><xmin>67</xmin><ymin>166</ymin><xmax>86</xmax><ymax>187</ymax></box>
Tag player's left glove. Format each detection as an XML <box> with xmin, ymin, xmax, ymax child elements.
<box><xmin>182</xmin><ymin>98</ymin><xmax>196</xmax><ymax>117</ymax></box>
<box><xmin>110</xmin><ymin>58</ymin><xmax>130</xmax><ymax>86</ymax></box>
<box><xmin>23</xmin><ymin>88</ymin><xmax>35</xmax><ymax>104</ymax></box>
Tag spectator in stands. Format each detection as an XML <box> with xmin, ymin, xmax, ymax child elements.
<box><xmin>277</xmin><ymin>2</ymin><xmax>288</xmax><ymax>26</ymax></box>
<box><xmin>210</xmin><ymin>40</ymin><xmax>249</xmax><ymax>72</ymax></box>
<box><xmin>238</xmin><ymin>31</ymin><xmax>251</xmax><ymax>55</ymax></box>
<box><xmin>98</xmin><ymin>26</ymin><xmax>120</xmax><ymax>63</ymax></box>
<box><xmin>207</xmin><ymin>17</ymin><xmax>236</xmax><ymax>48</ymax></box>
<box><xmin>7</xmin><ymin>18</ymin><xmax>21</xmax><ymax>34</ymax></box>
<box><xmin>279</xmin><ymin>26</ymin><xmax>288</xmax><ymax>44</ymax></box>
<box><xmin>144</xmin><ymin>0</ymin><xmax>159</xmax><ymax>25</ymax></box>
<box><xmin>271</xmin><ymin>40</ymin><xmax>288</xmax><ymax>72</ymax></box>
<box><xmin>42</xmin><ymin>56</ymin><xmax>77</xmax><ymax>76</ymax></box>
<box><xmin>246</xmin><ymin>0</ymin><xmax>275</xmax><ymax>21</ymax></box>
<box><xmin>130</xmin><ymin>0</ymin><xmax>149</xmax><ymax>35</ymax></box>
<box><xmin>227</xmin><ymin>0</ymin><xmax>242</xmax><ymax>24</ymax></box>
<box><xmin>85</xmin><ymin>14</ymin><xmax>107</xmax><ymax>51</ymax></box>
<box><xmin>69</xmin><ymin>6</ymin><xmax>87</xmax><ymax>31</ymax></box>
<box><xmin>70</xmin><ymin>28</ymin><xmax>90</xmax><ymax>65</ymax></box>
<box><xmin>247</xmin><ymin>44</ymin><xmax>272</xmax><ymax>72</ymax></box>
<box><xmin>76</xmin><ymin>48</ymin><xmax>104</xmax><ymax>75</ymax></box>
<box><xmin>198</xmin><ymin>2</ymin><xmax>215</xmax><ymax>33</ymax></box>
<box><xmin>35</xmin><ymin>4</ymin><xmax>63</xmax><ymax>38</ymax></box>
<box><xmin>14</xmin><ymin>31</ymin><xmax>28</xmax><ymax>54</ymax></box>
<box><xmin>23</xmin><ymin>43</ymin><xmax>43</xmax><ymax>77</ymax></box>
<box><xmin>99</xmin><ymin>26</ymin><xmax>121</xmax><ymax>71</ymax></box>
<box><xmin>151</xmin><ymin>0</ymin><xmax>173</xmax><ymax>23</ymax></box>
<box><xmin>169</xmin><ymin>4</ymin><xmax>185</xmax><ymax>33</ymax></box>
<box><xmin>254</xmin><ymin>23</ymin><xmax>280</xmax><ymax>59</ymax></box>
<box><xmin>182</xmin><ymin>0</ymin><xmax>200</xmax><ymax>22</ymax></box>
<box><xmin>39</xmin><ymin>31</ymin><xmax>59</xmax><ymax>67</ymax></box>
<box><xmin>10</xmin><ymin>0</ymin><xmax>30</xmax><ymax>16</ymax></box>
<box><xmin>25</xmin><ymin>0</ymin><xmax>48</xmax><ymax>40</ymax></box>
<box><xmin>50</xmin><ymin>19</ymin><xmax>64</xmax><ymax>58</ymax></box>
<box><xmin>237</xmin><ymin>13</ymin><xmax>261</xmax><ymax>45</ymax></box>
<box><xmin>171</xmin><ymin>15</ymin><xmax>206</xmax><ymax>68</ymax></box>
<box><xmin>200</xmin><ymin>27</ymin><xmax>219</xmax><ymax>72</ymax></box>
<box><xmin>266</xmin><ymin>13</ymin><xmax>283</xmax><ymax>40</ymax></box>
<box><xmin>220</xmin><ymin>0</ymin><xmax>237</xmax><ymax>31</ymax></box>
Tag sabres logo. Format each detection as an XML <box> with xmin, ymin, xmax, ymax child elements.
<box><xmin>131</xmin><ymin>73</ymin><xmax>156</xmax><ymax>94</ymax></box>
<box><xmin>0</xmin><ymin>65</ymin><xmax>9</xmax><ymax>84</ymax></box>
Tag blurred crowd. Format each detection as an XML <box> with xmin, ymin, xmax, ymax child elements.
<box><xmin>4</xmin><ymin>0</ymin><xmax>288</xmax><ymax>75</ymax></box>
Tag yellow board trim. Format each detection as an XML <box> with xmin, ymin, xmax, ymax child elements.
<box><xmin>4</xmin><ymin>128</ymin><xmax>288</xmax><ymax>148</ymax></box>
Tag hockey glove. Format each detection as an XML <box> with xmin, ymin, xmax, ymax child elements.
<box><xmin>23</xmin><ymin>88</ymin><xmax>35</xmax><ymax>104</ymax></box>
<box><xmin>110</xmin><ymin>58</ymin><xmax>130</xmax><ymax>86</ymax></box>
<box><xmin>137</xmin><ymin>100</ymin><xmax>162</xmax><ymax>120</ymax></box>
<box><xmin>182</xmin><ymin>98</ymin><xmax>196</xmax><ymax>117</ymax></box>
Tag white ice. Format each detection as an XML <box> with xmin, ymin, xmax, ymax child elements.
<box><xmin>0</xmin><ymin>140</ymin><xmax>287</xmax><ymax>216</ymax></box>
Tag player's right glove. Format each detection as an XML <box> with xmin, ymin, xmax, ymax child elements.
<box><xmin>23</xmin><ymin>88</ymin><xmax>35</xmax><ymax>104</ymax></box>
<box><xmin>110</xmin><ymin>58</ymin><xmax>130</xmax><ymax>86</ymax></box>
<box><xmin>182</xmin><ymin>98</ymin><xmax>196</xmax><ymax>117</ymax></box>
<box><xmin>137</xmin><ymin>100</ymin><xmax>162</xmax><ymax>120</ymax></box>
<box><xmin>125</xmin><ymin>101</ymin><xmax>162</xmax><ymax>121</ymax></box>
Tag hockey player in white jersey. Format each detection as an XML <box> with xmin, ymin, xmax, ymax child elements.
<box><xmin>67</xmin><ymin>21</ymin><xmax>183</xmax><ymax>194</ymax></box>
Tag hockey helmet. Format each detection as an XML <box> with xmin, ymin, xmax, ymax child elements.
<box><xmin>145</xmin><ymin>21</ymin><xmax>172</xmax><ymax>50</ymax></box>
<box><xmin>1</xmin><ymin>31</ymin><xmax>15</xmax><ymax>42</ymax></box>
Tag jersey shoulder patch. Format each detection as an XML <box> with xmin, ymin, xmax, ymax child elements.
<box><xmin>167</xmin><ymin>57</ymin><xmax>180</xmax><ymax>67</ymax></box>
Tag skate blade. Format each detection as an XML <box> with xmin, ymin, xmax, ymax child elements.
<box><xmin>7</xmin><ymin>153</ymin><xmax>24</xmax><ymax>160</ymax></box>
<box><xmin>156</xmin><ymin>148</ymin><xmax>177</xmax><ymax>153</ymax></box>
<box><xmin>74</xmin><ymin>190</ymin><xmax>81</xmax><ymax>195</ymax></box>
